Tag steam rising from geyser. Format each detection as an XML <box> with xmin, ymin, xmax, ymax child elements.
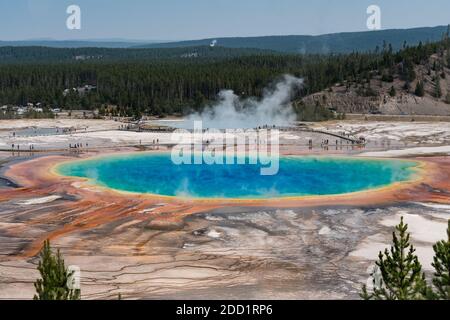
<box><xmin>185</xmin><ymin>75</ymin><xmax>303</xmax><ymax>129</ymax></box>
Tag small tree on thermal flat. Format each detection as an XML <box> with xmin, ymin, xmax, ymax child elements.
<box><xmin>361</xmin><ymin>217</ymin><xmax>430</xmax><ymax>300</ymax></box>
<box><xmin>33</xmin><ymin>240</ymin><xmax>80</xmax><ymax>300</ymax></box>
<box><xmin>431</xmin><ymin>220</ymin><xmax>450</xmax><ymax>300</ymax></box>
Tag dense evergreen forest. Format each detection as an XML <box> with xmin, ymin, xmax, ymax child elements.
<box><xmin>0</xmin><ymin>46</ymin><xmax>277</xmax><ymax>64</ymax></box>
<box><xmin>0</xmin><ymin>34</ymin><xmax>449</xmax><ymax>119</ymax></box>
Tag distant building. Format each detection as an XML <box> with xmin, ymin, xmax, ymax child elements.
<box><xmin>17</xmin><ymin>107</ymin><xmax>27</xmax><ymax>115</ymax></box>
<box><xmin>180</xmin><ymin>52</ymin><xmax>199</xmax><ymax>58</ymax></box>
<box><xmin>63</xmin><ymin>84</ymin><xmax>97</xmax><ymax>96</ymax></box>
<box><xmin>74</xmin><ymin>55</ymin><xmax>103</xmax><ymax>61</ymax></box>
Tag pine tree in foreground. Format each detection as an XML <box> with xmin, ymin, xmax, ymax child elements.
<box><xmin>361</xmin><ymin>217</ymin><xmax>430</xmax><ymax>300</ymax></box>
<box><xmin>33</xmin><ymin>240</ymin><xmax>81</xmax><ymax>300</ymax></box>
<box><xmin>432</xmin><ymin>220</ymin><xmax>450</xmax><ymax>300</ymax></box>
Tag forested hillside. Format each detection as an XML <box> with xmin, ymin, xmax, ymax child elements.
<box><xmin>299</xmin><ymin>39</ymin><xmax>450</xmax><ymax>117</ymax></box>
<box><xmin>1</xmin><ymin>36</ymin><xmax>449</xmax><ymax>120</ymax></box>
<box><xmin>137</xmin><ymin>26</ymin><xmax>450</xmax><ymax>54</ymax></box>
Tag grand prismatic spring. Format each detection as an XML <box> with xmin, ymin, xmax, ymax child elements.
<box><xmin>56</xmin><ymin>154</ymin><xmax>420</xmax><ymax>199</ymax></box>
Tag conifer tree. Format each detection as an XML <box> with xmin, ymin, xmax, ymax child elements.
<box><xmin>435</xmin><ymin>76</ymin><xmax>442</xmax><ymax>98</ymax></box>
<box><xmin>445</xmin><ymin>93</ymin><xmax>450</xmax><ymax>104</ymax></box>
<box><xmin>389</xmin><ymin>86</ymin><xmax>396</xmax><ymax>97</ymax></box>
<box><xmin>431</xmin><ymin>220</ymin><xmax>450</xmax><ymax>300</ymax></box>
<box><xmin>33</xmin><ymin>240</ymin><xmax>81</xmax><ymax>300</ymax></box>
<box><xmin>361</xmin><ymin>217</ymin><xmax>429</xmax><ymax>300</ymax></box>
<box><xmin>415</xmin><ymin>81</ymin><xmax>425</xmax><ymax>97</ymax></box>
<box><xmin>446</xmin><ymin>24</ymin><xmax>450</xmax><ymax>44</ymax></box>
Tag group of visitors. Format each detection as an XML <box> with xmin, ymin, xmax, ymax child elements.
<box><xmin>69</xmin><ymin>142</ymin><xmax>88</xmax><ymax>149</ymax></box>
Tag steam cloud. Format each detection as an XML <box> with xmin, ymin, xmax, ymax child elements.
<box><xmin>185</xmin><ymin>74</ymin><xmax>303</xmax><ymax>129</ymax></box>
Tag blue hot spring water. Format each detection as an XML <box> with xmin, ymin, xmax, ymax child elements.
<box><xmin>56</xmin><ymin>153</ymin><xmax>419</xmax><ymax>199</ymax></box>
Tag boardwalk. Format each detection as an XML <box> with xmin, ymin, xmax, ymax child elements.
<box><xmin>277</xmin><ymin>126</ymin><xmax>363</xmax><ymax>144</ymax></box>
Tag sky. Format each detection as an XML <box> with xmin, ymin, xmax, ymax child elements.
<box><xmin>1</xmin><ymin>0</ymin><xmax>449</xmax><ymax>41</ymax></box>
